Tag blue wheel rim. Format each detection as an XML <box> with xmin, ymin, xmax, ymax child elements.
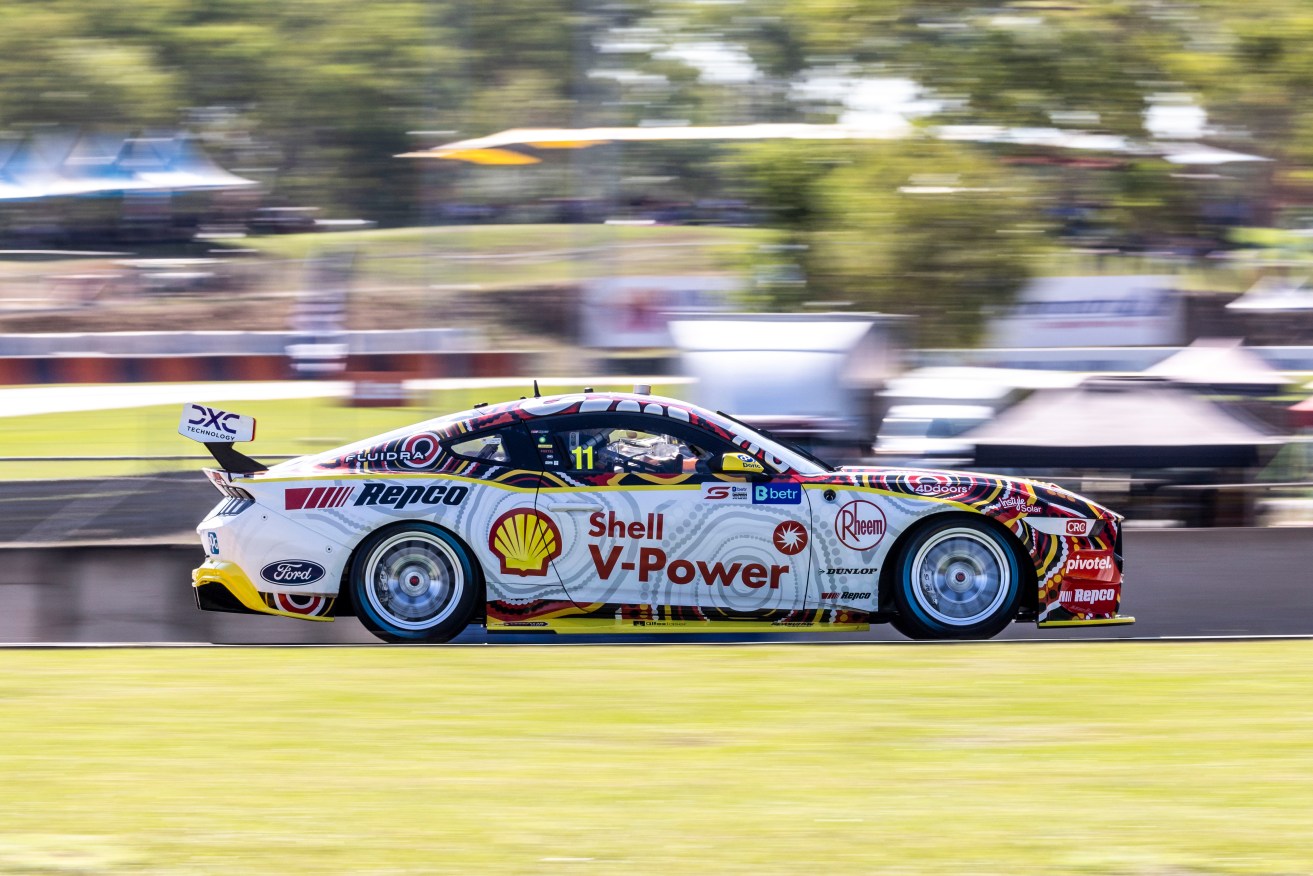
<box><xmin>907</xmin><ymin>526</ymin><xmax>1015</xmax><ymax>628</ymax></box>
<box><xmin>360</xmin><ymin>529</ymin><xmax>470</xmax><ymax>636</ymax></box>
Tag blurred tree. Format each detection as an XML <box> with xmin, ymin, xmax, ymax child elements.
<box><xmin>726</xmin><ymin>139</ymin><xmax>1039</xmax><ymax>343</ymax></box>
<box><xmin>0</xmin><ymin>6</ymin><xmax>179</xmax><ymax>127</ymax></box>
<box><xmin>0</xmin><ymin>0</ymin><xmax>1310</xmax><ymax>274</ymax></box>
<box><xmin>0</xmin><ymin>0</ymin><xmax>656</xmax><ymax>225</ymax></box>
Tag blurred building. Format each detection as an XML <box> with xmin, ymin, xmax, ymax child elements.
<box><xmin>986</xmin><ymin>275</ymin><xmax>1185</xmax><ymax>349</ymax></box>
<box><xmin>669</xmin><ymin>312</ymin><xmax>906</xmax><ymax>459</ymax></box>
<box><xmin>966</xmin><ymin>375</ymin><xmax>1285</xmax><ymax>526</ymax></box>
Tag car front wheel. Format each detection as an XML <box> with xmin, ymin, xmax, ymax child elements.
<box><xmin>350</xmin><ymin>523</ymin><xmax>479</xmax><ymax>643</ymax></box>
<box><xmin>890</xmin><ymin>517</ymin><xmax>1022</xmax><ymax>640</ymax></box>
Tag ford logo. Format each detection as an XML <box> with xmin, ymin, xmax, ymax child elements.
<box><xmin>260</xmin><ymin>560</ymin><xmax>326</xmax><ymax>586</ymax></box>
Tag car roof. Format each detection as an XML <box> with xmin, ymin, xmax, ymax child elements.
<box><xmin>269</xmin><ymin>391</ymin><xmax>748</xmax><ymax>474</ymax></box>
<box><xmin>425</xmin><ymin>391</ymin><xmax>724</xmax><ymax>431</ymax></box>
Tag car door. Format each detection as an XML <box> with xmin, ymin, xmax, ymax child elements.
<box><xmin>525</xmin><ymin>412</ymin><xmax>814</xmax><ymax>624</ymax></box>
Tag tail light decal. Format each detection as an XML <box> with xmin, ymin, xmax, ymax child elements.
<box><xmin>285</xmin><ymin>486</ymin><xmax>354</xmax><ymax>511</ymax></box>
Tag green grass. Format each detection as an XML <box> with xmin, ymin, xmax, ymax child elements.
<box><xmin>0</xmin><ymin>642</ymin><xmax>1310</xmax><ymax>874</ymax></box>
<box><xmin>0</xmin><ymin>382</ymin><xmax>682</xmax><ymax>480</ymax></box>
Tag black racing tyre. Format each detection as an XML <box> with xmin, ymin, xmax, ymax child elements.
<box><xmin>890</xmin><ymin>516</ymin><xmax>1023</xmax><ymax>640</ymax></box>
<box><xmin>350</xmin><ymin>523</ymin><xmax>480</xmax><ymax>644</ymax></box>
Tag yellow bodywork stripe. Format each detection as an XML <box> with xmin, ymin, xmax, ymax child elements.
<box><xmin>489</xmin><ymin>618</ymin><xmax>870</xmax><ymax>634</ymax></box>
<box><xmin>800</xmin><ymin>482</ymin><xmax>978</xmax><ymax>513</ymax></box>
<box><xmin>1038</xmin><ymin>616</ymin><xmax>1136</xmax><ymax>628</ymax></box>
<box><xmin>192</xmin><ymin>560</ymin><xmax>333</xmax><ymax>623</ymax></box>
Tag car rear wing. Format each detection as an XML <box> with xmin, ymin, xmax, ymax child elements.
<box><xmin>178</xmin><ymin>403</ymin><xmax>267</xmax><ymax>474</ymax></box>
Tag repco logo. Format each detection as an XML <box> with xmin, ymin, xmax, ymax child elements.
<box><xmin>355</xmin><ymin>482</ymin><xmax>468</xmax><ymax>509</ymax></box>
<box><xmin>834</xmin><ymin>500</ymin><xmax>886</xmax><ymax>550</ymax></box>
<box><xmin>260</xmin><ymin>560</ymin><xmax>326</xmax><ymax>586</ymax></box>
<box><xmin>1060</xmin><ymin>587</ymin><xmax>1117</xmax><ymax>604</ymax></box>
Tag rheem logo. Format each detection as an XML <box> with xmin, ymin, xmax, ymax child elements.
<box><xmin>835</xmin><ymin>500</ymin><xmax>886</xmax><ymax>551</ymax></box>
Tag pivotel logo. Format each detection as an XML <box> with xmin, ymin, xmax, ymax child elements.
<box><xmin>261</xmin><ymin>560</ymin><xmax>326</xmax><ymax>586</ymax></box>
<box><xmin>835</xmin><ymin>500</ymin><xmax>887</xmax><ymax>551</ymax></box>
<box><xmin>355</xmin><ymin>482</ymin><xmax>469</xmax><ymax>509</ymax></box>
<box><xmin>206</xmin><ymin>531</ymin><xmax>219</xmax><ymax>555</ymax></box>
<box><xmin>1063</xmin><ymin>550</ymin><xmax>1117</xmax><ymax>582</ymax></box>
<box><xmin>753</xmin><ymin>483</ymin><xmax>802</xmax><ymax>505</ymax></box>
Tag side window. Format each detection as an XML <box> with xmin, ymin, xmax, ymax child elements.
<box><xmin>447</xmin><ymin>430</ymin><xmax>512</xmax><ymax>464</ymax></box>
<box><xmin>552</xmin><ymin>424</ymin><xmax>717</xmax><ymax>475</ymax></box>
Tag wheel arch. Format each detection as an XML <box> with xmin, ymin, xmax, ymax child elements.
<box><xmin>877</xmin><ymin>509</ymin><xmax>1038</xmax><ymax>618</ymax></box>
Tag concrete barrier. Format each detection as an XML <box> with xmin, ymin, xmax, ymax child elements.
<box><xmin>0</xmin><ymin>544</ymin><xmax>378</xmax><ymax>644</ymax></box>
<box><xmin>0</xmin><ymin>328</ymin><xmax>537</xmax><ymax>385</ymax></box>
<box><xmin>1</xmin><ymin>527</ymin><xmax>1308</xmax><ymax>644</ymax></box>
<box><xmin>0</xmin><ymin>350</ymin><xmax>531</xmax><ymax>385</ymax></box>
<box><xmin>0</xmin><ymin>329</ymin><xmax>473</xmax><ymax>357</ymax></box>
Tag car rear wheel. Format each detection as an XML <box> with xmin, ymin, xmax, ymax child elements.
<box><xmin>890</xmin><ymin>517</ymin><xmax>1022</xmax><ymax>640</ymax></box>
<box><xmin>350</xmin><ymin>523</ymin><xmax>479</xmax><ymax>643</ymax></box>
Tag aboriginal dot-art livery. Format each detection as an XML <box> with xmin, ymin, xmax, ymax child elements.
<box><xmin>187</xmin><ymin>391</ymin><xmax>1131</xmax><ymax>642</ymax></box>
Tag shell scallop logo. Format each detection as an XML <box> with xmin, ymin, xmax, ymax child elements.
<box><xmin>489</xmin><ymin>508</ymin><xmax>563</xmax><ymax>577</ymax></box>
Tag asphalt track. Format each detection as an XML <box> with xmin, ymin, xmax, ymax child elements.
<box><xmin>1</xmin><ymin>526</ymin><xmax>1308</xmax><ymax>645</ymax></box>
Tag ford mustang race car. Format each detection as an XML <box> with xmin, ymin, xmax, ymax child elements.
<box><xmin>181</xmin><ymin>389</ymin><xmax>1132</xmax><ymax>643</ymax></box>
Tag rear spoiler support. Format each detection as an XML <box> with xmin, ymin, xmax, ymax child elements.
<box><xmin>203</xmin><ymin>442</ymin><xmax>267</xmax><ymax>474</ymax></box>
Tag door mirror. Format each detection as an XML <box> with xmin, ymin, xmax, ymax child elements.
<box><xmin>716</xmin><ymin>452</ymin><xmax>766</xmax><ymax>476</ymax></box>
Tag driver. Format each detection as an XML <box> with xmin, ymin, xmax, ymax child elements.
<box><xmin>681</xmin><ymin>444</ymin><xmax>714</xmax><ymax>474</ymax></box>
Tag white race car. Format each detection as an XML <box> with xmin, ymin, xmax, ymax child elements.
<box><xmin>182</xmin><ymin>390</ymin><xmax>1131</xmax><ymax>643</ymax></box>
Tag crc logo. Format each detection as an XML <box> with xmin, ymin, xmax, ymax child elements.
<box><xmin>752</xmin><ymin>483</ymin><xmax>802</xmax><ymax>505</ymax></box>
<box><xmin>187</xmin><ymin>404</ymin><xmax>240</xmax><ymax>436</ymax></box>
<box><xmin>261</xmin><ymin>560</ymin><xmax>326</xmax><ymax>586</ymax></box>
<box><xmin>1065</xmin><ymin>519</ymin><xmax>1094</xmax><ymax>536</ymax></box>
<box><xmin>835</xmin><ymin>500</ymin><xmax>886</xmax><ymax>551</ymax></box>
